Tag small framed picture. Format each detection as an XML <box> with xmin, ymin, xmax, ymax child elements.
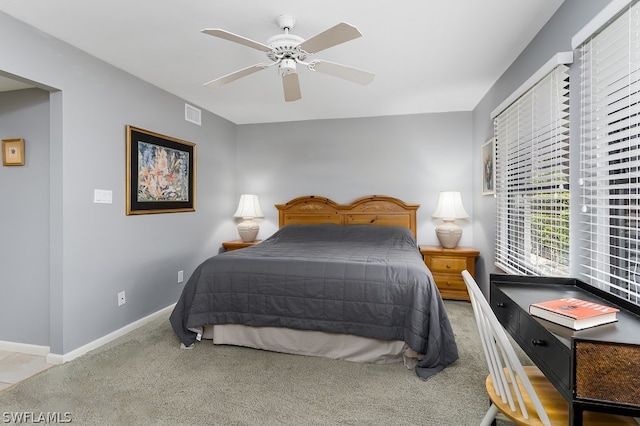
<box><xmin>482</xmin><ymin>138</ymin><xmax>495</xmax><ymax>195</ymax></box>
<box><xmin>2</xmin><ymin>138</ymin><xmax>25</xmax><ymax>166</ymax></box>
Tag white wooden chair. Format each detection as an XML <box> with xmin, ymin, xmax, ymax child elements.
<box><xmin>461</xmin><ymin>270</ymin><xmax>637</xmax><ymax>426</ymax></box>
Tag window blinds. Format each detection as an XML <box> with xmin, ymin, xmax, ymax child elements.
<box><xmin>494</xmin><ymin>64</ymin><xmax>571</xmax><ymax>276</ymax></box>
<box><xmin>579</xmin><ymin>1</ymin><xmax>640</xmax><ymax>303</ymax></box>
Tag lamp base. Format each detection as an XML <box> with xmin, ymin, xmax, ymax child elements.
<box><xmin>237</xmin><ymin>219</ymin><xmax>259</xmax><ymax>242</ymax></box>
<box><xmin>435</xmin><ymin>220</ymin><xmax>463</xmax><ymax>249</ymax></box>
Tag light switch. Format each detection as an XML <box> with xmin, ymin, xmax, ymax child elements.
<box><xmin>94</xmin><ymin>189</ymin><xmax>113</xmax><ymax>204</ymax></box>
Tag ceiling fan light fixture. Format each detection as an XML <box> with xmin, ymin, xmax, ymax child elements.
<box><xmin>279</xmin><ymin>59</ymin><xmax>297</xmax><ymax>76</ymax></box>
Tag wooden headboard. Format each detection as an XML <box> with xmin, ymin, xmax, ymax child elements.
<box><xmin>275</xmin><ymin>195</ymin><xmax>420</xmax><ymax>240</ymax></box>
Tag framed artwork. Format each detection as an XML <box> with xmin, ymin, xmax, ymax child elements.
<box><xmin>2</xmin><ymin>138</ymin><xmax>25</xmax><ymax>166</ymax></box>
<box><xmin>126</xmin><ymin>125</ymin><xmax>196</xmax><ymax>215</ymax></box>
<box><xmin>482</xmin><ymin>138</ymin><xmax>495</xmax><ymax>195</ymax></box>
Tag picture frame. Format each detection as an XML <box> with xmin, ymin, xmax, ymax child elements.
<box><xmin>482</xmin><ymin>138</ymin><xmax>495</xmax><ymax>195</ymax></box>
<box><xmin>126</xmin><ymin>125</ymin><xmax>196</xmax><ymax>215</ymax></box>
<box><xmin>2</xmin><ymin>138</ymin><xmax>25</xmax><ymax>166</ymax></box>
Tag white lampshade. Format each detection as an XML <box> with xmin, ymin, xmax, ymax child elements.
<box><xmin>432</xmin><ymin>191</ymin><xmax>469</xmax><ymax>220</ymax></box>
<box><xmin>432</xmin><ymin>191</ymin><xmax>469</xmax><ymax>249</ymax></box>
<box><xmin>233</xmin><ymin>194</ymin><xmax>264</xmax><ymax>242</ymax></box>
<box><xmin>233</xmin><ymin>194</ymin><xmax>264</xmax><ymax>219</ymax></box>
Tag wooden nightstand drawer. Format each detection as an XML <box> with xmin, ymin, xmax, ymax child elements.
<box><xmin>419</xmin><ymin>245</ymin><xmax>479</xmax><ymax>302</ymax></box>
<box><xmin>431</xmin><ymin>273</ymin><xmax>465</xmax><ymax>289</ymax></box>
<box><xmin>429</xmin><ymin>257</ymin><xmax>468</xmax><ymax>273</ymax></box>
<box><xmin>431</xmin><ymin>273</ymin><xmax>467</xmax><ymax>299</ymax></box>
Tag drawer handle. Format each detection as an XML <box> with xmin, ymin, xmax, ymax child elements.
<box><xmin>531</xmin><ymin>339</ymin><xmax>547</xmax><ymax>347</ymax></box>
<box><xmin>446</xmin><ymin>264</ymin><xmax>452</xmax><ymax>269</ymax></box>
<box><xmin>496</xmin><ymin>302</ymin><xmax>506</xmax><ymax>308</ymax></box>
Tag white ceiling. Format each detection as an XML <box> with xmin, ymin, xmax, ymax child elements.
<box><xmin>0</xmin><ymin>0</ymin><xmax>565</xmax><ymax>124</ymax></box>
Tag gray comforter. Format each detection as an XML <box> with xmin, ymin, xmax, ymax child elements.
<box><xmin>170</xmin><ymin>224</ymin><xmax>458</xmax><ymax>379</ymax></box>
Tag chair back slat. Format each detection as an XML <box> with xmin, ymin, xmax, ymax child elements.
<box><xmin>462</xmin><ymin>270</ymin><xmax>551</xmax><ymax>426</ymax></box>
<box><xmin>474</xmin><ymin>290</ymin><xmax>520</xmax><ymax>413</ymax></box>
<box><xmin>471</xmin><ymin>296</ymin><xmax>509</xmax><ymax>402</ymax></box>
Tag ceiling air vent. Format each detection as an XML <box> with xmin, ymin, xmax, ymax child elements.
<box><xmin>185</xmin><ymin>104</ymin><xmax>201</xmax><ymax>126</ymax></box>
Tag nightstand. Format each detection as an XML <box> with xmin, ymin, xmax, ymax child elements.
<box><xmin>419</xmin><ymin>245</ymin><xmax>479</xmax><ymax>302</ymax></box>
<box><xmin>221</xmin><ymin>239</ymin><xmax>261</xmax><ymax>252</ymax></box>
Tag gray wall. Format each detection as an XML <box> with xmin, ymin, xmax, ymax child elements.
<box><xmin>0</xmin><ymin>88</ymin><xmax>50</xmax><ymax>345</ymax></box>
<box><xmin>0</xmin><ymin>12</ymin><xmax>238</xmax><ymax>354</ymax></box>
<box><xmin>470</xmin><ymin>0</ymin><xmax>612</xmax><ymax>293</ymax></box>
<box><xmin>236</xmin><ymin>112</ymin><xmax>474</xmax><ymax>246</ymax></box>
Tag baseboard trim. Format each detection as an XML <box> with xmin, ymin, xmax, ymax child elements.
<box><xmin>46</xmin><ymin>304</ymin><xmax>175</xmax><ymax>365</ymax></box>
<box><xmin>0</xmin><ymin>341</ymin><xmax>50</xmax><ymax>357</ymax></box>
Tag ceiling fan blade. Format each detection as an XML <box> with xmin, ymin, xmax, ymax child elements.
<box><xmin>298</xmin><ymin>22</ymin><xmax>362</xmax><ymax>54</ymax></box>
<box><xmin>282</xmin><ymin>72</ymin><xmax>301</xmax><ymax>102</ymax></box>
<box><xmin>309</xmin><ymin>60</ymin><xmax>375</xmax><ymax>85</ymax></box>
<box><xmin>203</xmin><ymin>64</ymin><xmax>267</xmax><ymax>88</ymax></box>
<box><xmin>201</xmin><ymin>29</ymin><xmax>272</xmax><ymax>52</ymax></box>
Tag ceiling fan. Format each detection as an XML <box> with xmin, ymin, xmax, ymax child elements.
<box><xmin>201</xmin><ymin>15</ymin><xmax>375</xmax><ymax>102</ymax></box>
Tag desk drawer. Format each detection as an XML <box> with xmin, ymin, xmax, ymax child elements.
<box><xmin>491</xmin><ymin>289</ymin><xmax>519</xmax><ymax>335</ymax></box>
<box><xmin>519</xmin><ymin>313</ymin><xmax>571</xmax><ymax>389</ymax></box>
<box><xmin>429</xmin><ymin>257</ymin><xmax>468</xmax><ymax>273</ymax></box>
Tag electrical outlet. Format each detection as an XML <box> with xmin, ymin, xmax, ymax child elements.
<box><xmin>118</xmin><ymin>291</ymin><xmax>126</xmax><ymax>306</ymax></box>
<box><xmin>178</xmin><ymin>270</ymin><xmax>184</xmax><ymax>284</ymax></box>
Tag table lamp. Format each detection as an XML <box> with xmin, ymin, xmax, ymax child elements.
<box><xmin>233</xmin><ymin>194</ymin><xmax>264</xmax><ymax>242</ymax></box>
<box><xmin>432</xmin><ymin>191</ymin><xmax>469</xmax><ymax>249</ymax></box>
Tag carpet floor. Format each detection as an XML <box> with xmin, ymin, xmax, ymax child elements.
<box><xmin>0</xmin><ymin>300</ymin><xmax>515</xmax><ymax>425</ymax></box>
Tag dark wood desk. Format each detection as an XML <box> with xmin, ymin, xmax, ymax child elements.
<box><xmin>490</xmin><ymin>274</ymin><xmax>640</xmax><ymax>425</ymax></box>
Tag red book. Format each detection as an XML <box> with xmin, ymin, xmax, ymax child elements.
<box><xmin>529</xmin><ymin>297</ymin><xmax>619</xmax><ymax>330</ymax></box>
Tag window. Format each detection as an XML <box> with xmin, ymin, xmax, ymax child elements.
<box><xmin>577</xmin><ymin>0</ymin><xmax>640</xmax><ymax>304</ymax></box>
<box><xmin>493</xmin><ymin>58</ymin><xmax>571</xmax><ymax>276</ymax></box>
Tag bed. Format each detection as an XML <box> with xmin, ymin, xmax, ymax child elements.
<box><xmin>170</xmin><ymin>195</ymin><xmax>459</xmax><ymax>379</ymax></box>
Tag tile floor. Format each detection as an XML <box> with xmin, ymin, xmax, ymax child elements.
<box><xmin>0</xmin><ymin>350</ymin><xmax>53</xmax><ymax>392</ymax></box>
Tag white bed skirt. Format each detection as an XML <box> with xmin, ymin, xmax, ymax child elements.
<box><xmin>191</xmin><ymin>324</ymin><xmax>420</xmax><ymax>368</ymax></box>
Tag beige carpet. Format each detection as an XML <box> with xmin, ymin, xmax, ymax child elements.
<box><xmin>0</xmin><ymin>300</ymin><xmax>512</xmax><ymax>425</ymax></box>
